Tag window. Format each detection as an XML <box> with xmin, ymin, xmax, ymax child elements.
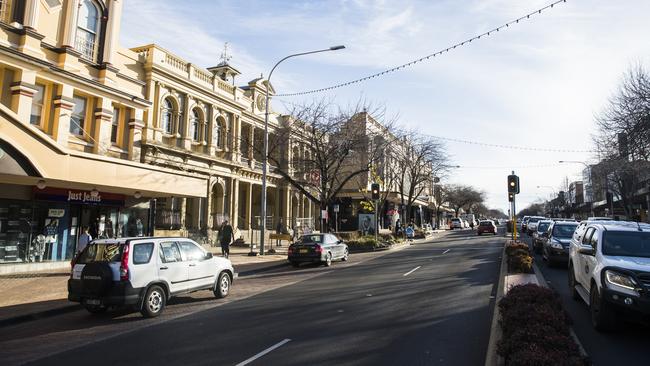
<box><xmin>75</xmin><ymin>0</ymin><xmax>100</xmax><ymax>61</ymax></box>
<box><xmin>110</xmin><ymin>107</ymin><xmax>120</xmax><ymax>143</ymax></box>
<box><xmin>603</xmin><ymin>231</ymin><xmax>650</xmax><ymax>258</ymax></box>
<box><xmin>190</xmin><ymin>109</ymin><xmax>200</xmax><ymax>141</ymax></box>
<box><xmin>70</xmin><ymin>95</ymin><xmax>87</xmax><ymax>136</ymax></box>
<box><xmin>179</xmin><ymin>241</ymin><xmax>205</xmax><ymax>261</ymax></box>
<box><xmin>159</xmin><ymin>242</ymin><xmax>182</xmax><ymax>263</ymax></box>
<box><xmin>160</xmin><ymin>98</ymin><xmax>174</xmax><ymax>134</ymax></box>
<box><xmin>215</xmin><ymin>118</ymin><xmax>224</xmax><ymax>148</ymax></box>
<box><xmin>76</xmin><ymin>243</ymin><xmax>124</xmax><ymax>264</ymax></box>
<box><xmin>133</xmin><ymin>243</ymin><xmax>154</xmax><ymax>264</ymax></box>
<box><xmin>582</xmin><ymin>228</ymin><xmax>594</xmax><ymax>245</ymax></box>
<box><xmin>30</xmin><ymin>83</ymin><xmax>46</xmax><ymax>125</ymax></box>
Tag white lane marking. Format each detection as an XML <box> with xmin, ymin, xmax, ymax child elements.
<box><xmin>236</xmin><ymin>339</ymin><xmax>291</xmax><ymax>366</ymax></box>
<box><xmin>442</xmin><ymin>249</ymin><xmax>450</xmax><ymax>254</ymax></box>
<box><xmin>403</xmin><ymin>266</ymin><xmax>421</xmax><ymax>277</ymax></box>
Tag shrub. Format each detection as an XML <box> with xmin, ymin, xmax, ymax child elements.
<box><xmin>497</xmin><ymin>284</ymin><xmax>588</xmax><ymax>366</ymax></box>
<box><xmin>505</xmin><ymin>242</ymin><xmax>529</xmax><ymax>256</ymax></box>
<box><xmin>505</xmin><ymin>243</ymin><xmax>533</xmax><ymax>273</ymax></box>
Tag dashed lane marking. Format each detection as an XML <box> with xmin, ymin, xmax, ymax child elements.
<box><xmin>235</xmin><ymin>338</ymin><xmax>291</xmax><ymax>366</ymax></box>
<box><xmin>403</xmin><ymin>266</ymin><xmax>421</xmax><ymax>277</ymax></box>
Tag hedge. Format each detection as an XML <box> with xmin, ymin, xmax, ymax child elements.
<box><xmin>497</xmin><ymin>284</ymin><xmax>589</xmax><ymax>366</ymax></box>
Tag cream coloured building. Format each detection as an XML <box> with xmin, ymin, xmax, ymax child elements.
<box><xmin>0</xmin><ymin>0</ymin><xmax>316</xmax><ymax>272</ymax></box>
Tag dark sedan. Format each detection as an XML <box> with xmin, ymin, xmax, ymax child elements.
<box><xmin>542</xmin><ymin>221</ymin><xmax>579</xmax><ymax>267</ymax></box>
<box><xmin>288</xmin><ymin>233</ymin><xmax>349</xmax><ymax>267</ymax></box>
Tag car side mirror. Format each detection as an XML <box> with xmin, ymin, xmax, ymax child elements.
<box><xmin>205</xmin><ymin>252</ymin><xmax>213</xmax><ymax>260</ymax></box>
<box><xmin>578</xmin><ymin>245</ymin><xmax>595</xmax><ymax>256</ymax></box>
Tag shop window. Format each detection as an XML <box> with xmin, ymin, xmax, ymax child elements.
<box><xmin>70</xmin><ymin>95</ymin><xmax>87</xmax><ymax>136</ymax></box>
<box><xmin>75</xmin><ymin>0</ymin><xmax>101</xmax><ymax>61</ymax></box>
<box><xmin>30</xmin><ymin>83</ymin><xmax>46</xmax><ymax>126</ymax></box>
<box><xmin>110</xmin><ymin>106</ymin><xmax>120</xmax><ymax>144</ymax></box>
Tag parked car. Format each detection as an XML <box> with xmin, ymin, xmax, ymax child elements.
<box><xmin>69</xmin><ymin>237</ymin><xmax>234</xmax><ymax>318</ymax></box>
<box><xmin>521</xmin><ymin>216</ymin><xmax>531</xmax><ymax>233</ymax></box>
<box><xmin>288</xmin><ymin>233</ymin><xmax>348</xmax><ymax>267</ymax></box>
<box><xmin>532</xmin><ymin>220</ymin><xmax>553</xmax><ymax>253</ymax></box>
<box><xmin>551</xmin><ymin>217</ymin><xmax>576</xmax><ymax>222</ymax></box>
<box><xmin>526</xmin><ymin>216</ymin><xmax>546</xmax><ymax>235</ymax></box>
<box><xmin>477</xmin><ymin>220</ymin><xmax>498</xmax><ymax>235</ymax></box>
<box><xmin>541</xmin><ymin>221</ymin><xmax>579</xmax><ymax>266</ymax></box>
<box><xmin>450</xmin><ymin>218</ymin><xmax>464</xmax><ymax>229</ymax></box>
<box><xmin>568</xmin><ymin>221</ymin><xmax>650</xmax><ymax>330</ymax></box>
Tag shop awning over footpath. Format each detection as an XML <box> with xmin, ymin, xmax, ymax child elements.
<box><xmin>0</xmin><ymin>104</ymin><xmax>206</xmax><ymax>198</ymax></box>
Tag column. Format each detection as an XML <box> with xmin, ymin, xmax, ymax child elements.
<box><xmin>231</xmin><ymin>178</ymin><xmax>239</xmax><ymax>228</ymax></box>
<box><xmin>23</xmin><ymin>0</ymin><xmax>40</xmax><ymax>29</ymax></box>
<box><xmin>207</xmin><ymin>105</ymin><xmax>217</xmax><ymax>155</ymax></box>
<box><xmin>148</xmin><ymin>81</ymin><xmax>162</xmax><ymax>143</ymax></box>
<box><xmin>283</xmin><ymin>187</ymin><xmax>291</xmax><ymax>229</ymax></box>
<box><xmin>206</xmin><ymin>179</ymin><xmax>214</xmax><ymax>230</ymax></box>
<box><xmin>128</xmin><ymin>108</ymin><xmax>145</xmax><ymax>161</ymax></box>
<box><xmin>245</xmin><ymin>183</ymin><xmax>253</xmax><ymax>230</ymax></box>
<box><xmin>102</xmin><ymin>0</ymin><xmax>123</xmax><ymax>65</ymax></box>
<box><xmin>51</xmin><ymin>84</ymin><xmax>75</xmax><ymax>145</ymax></box>
<box><xmin>248</xmin><ymin>125</ymin><xmax>255</xmax><ymax>161</ymax></box>
<box><xmin>180</xmin><ymin>198</ymin><xmax>187</xmax><ymax>231</ymax></box>
<box><xmin>181</xmin><ymin>95</ymin><xmax>192</xmax><ymax>149</ymax></box>
<box><xmin>232</xmin><ymin>114</ymin><xmax>241</xmax><ymax>161</ymax></box>
<box><xmin>9</xmin><ymin>69</ymin><xmax>38</xmax><ymax>123</ymax></box>
<box><xmin>92</xmin><ymin>97</ymin><xmax>113</xmax><ymax>154</ymax></box>
<box><xmin>61</xmin><ymin>0</ymin><xmax>80</xmax><ymax>48</ymax></box>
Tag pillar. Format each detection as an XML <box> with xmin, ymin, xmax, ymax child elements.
<box><xmin>283</xmin><ymin>187</ymin><xmax>291</xmax><ymax>229</ymax></box>
<box><xmin>180</xmin><ymin>198</ymin><xmax>187</xmax><ymax>231</ymax></box>
<box><xmin>245</xmin><ymin>182</ymin><xmax>253</xmax><ymax>230</ymax></box>
<box><xmin>233</xmin><ymin>115</ymin><xmax>241</xmax><ymax>162</ymax></box>
<box><xmin>92</xmin><ymin>97</ymin><xmax>114</xmax><ymax>154</ymax></box>
<box><xmin>102</xmin><ymin>0</ymin><xmax>123</xmax><ymax>65</ymax></box>
<box><xmin>17</xmin><ymin>0</ymin><xmax>45</xmax><ymax>58</ymax></box>
<box><xmin>61</xmin><ymin>0</ymin><xmax>80</xmax><ymax>48</ymax></box>
<box><xmin>52</xmin><ymin>84</ymin><xmax>75</xmax><ymax>145</ymax></box>
<box><xmin>181</xmin><ymin>94</ymin><xmax>191</xmax><ymax>149</ymax></box>
<box><xmin>9</xmin><ymin>69</ymin><xmax>38</xmax><ymax>123</ymax></box>
<box><xmin>128</xmin><ymin>108</ymin><xmax>145</xmax><ymax>161</ymax></box>
<box><xmin>148</xmin><ymin>81</ymin><xmax>162</xmax><ymax>143</ymax></box>
<box><xmin>231</xmin><ymin>178</ymin><xmax>239</xmax><ymax>228</ymax></box>
<box><xmin>248</xmin><ymin>125</ymin><xmax>255</xmax><ymax>161</ymax></box>
<box><xmin>207</xmin><ymin>105</ymin><xmax>217</xmax><ymax>155</ymax></box>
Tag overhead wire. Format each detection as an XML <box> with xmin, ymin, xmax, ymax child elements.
<box><xmin>276</xmin><ymin>0</ymin><xmax>568</xmax><ymax>97</ymax></box>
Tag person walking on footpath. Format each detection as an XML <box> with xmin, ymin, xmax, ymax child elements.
<box><xmin>77</xmin><ymin>226</ymin><xmax>92</xmax><ymax>254</ymax></box>
<box><xmin>219</xmin><ymin>220</ymin><xmax>235</xmax><ymax>258</ymax></box>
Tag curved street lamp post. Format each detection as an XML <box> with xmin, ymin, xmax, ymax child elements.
<box><xmin>258</xmin><ymin>45</ymin><xmax>345</xmax><ymax>256</ymax></box>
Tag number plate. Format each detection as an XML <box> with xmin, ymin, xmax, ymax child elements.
<box><xmin>299</xmin><ymin>249</ymin><xmax>309</xmax><ymax>254</ymax></box>
<box><xmin>85</xmin><ymin>299</ymin><xmax>100</xmax><ymax>305</ymax></box>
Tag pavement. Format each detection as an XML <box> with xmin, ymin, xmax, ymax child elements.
<box><xmin>17</xmin><ymin>228</ymin><xmax>502</xmax><ymax>366</ymax></box>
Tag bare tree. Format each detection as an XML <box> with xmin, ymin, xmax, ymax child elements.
<box><xmin>393</xmin><ymin>133</ymin><xmax>448</xmax><ymax>223</ymax></box>
<box><xmin>445</xmin><ymin>185</ymin><xmax>485</xmax><ymax>217</ymax></box>
<box><xmin>264</xmin><ymin>99</ymin><xmax>396</xmax><ymax>231</ymax></box>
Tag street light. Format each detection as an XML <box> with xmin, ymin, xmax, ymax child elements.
<box><xmin>259</xmin><ymin>45</ymin><xmax>346</xmax><ymax>256</ymax></box>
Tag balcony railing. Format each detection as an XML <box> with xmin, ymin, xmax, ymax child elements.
<box><xmin>75</xmin><ymin>33</ymin><xmax>98</xmax><ymax>62</ymax></box>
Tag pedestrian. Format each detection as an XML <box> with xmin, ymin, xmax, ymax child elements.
<box><xmin>78</xmin><ymin>225</ymin><xmax>92</xmax><ymax>254</ymax></box>
<box><xmin>405</xmin><ymin>223</ymin><xmax>415</xmax><ymax>241</ymax></box>
<box><xmin>219</xmin><ymin>220</ymin><xmax>234</xmax><ymax>258</ymax></box>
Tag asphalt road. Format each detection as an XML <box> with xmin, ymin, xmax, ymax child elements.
<box><xmin>521</xmin><ymin>233</ymin><xmax>650</xmax><ymax>366</ymax></box>
<box><xmin>15</xmin><ymin>229</ymin><xmax>503</xmax><ymax>366</ymax></box>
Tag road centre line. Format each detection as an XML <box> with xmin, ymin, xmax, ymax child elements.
<box><xmin>235</xmin><ymin>338</ymin><xmax>291</xmax><ymax>366</ymax></box>
<box><xmin>442</xmin><ymin>249</ymin><xmax>450</xmax><ymax>254</ymax></box>
<box><xmin>403</xmin><ymin>266</ymin><xmax>421</xmax><ymax>277</ymax></box>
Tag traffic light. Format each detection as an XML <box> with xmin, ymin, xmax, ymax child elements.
<box><xmin>507</xmin><ymin>174</ymin><xmax>520</xmax><ymax>194</ymax></box>
<box><xmin>508</xmin><ymin>192</ymin><xmax>514</xmax><ymax>202</ymax></box>
<box><xmin>371</xmin><ymin>183</ymin><xmax>380</xmax><ymax>200</ymax></box>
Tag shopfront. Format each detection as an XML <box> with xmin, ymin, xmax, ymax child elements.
<box><xmin>0</xmin><ymin>187</ymin><xmax>153</xmax><ymax>265</ymax></box>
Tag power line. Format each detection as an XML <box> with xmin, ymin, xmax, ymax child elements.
<box><xmin>427</xmin><ymin>134</ymin><xmax>595</xmax><ymax>153</ymax></box>
<box><xmin>455</xmin><ymin>163</ymin><xmax>563</xmax><ymax>170</ymax></box>
<box><xmin>276</xmin><ymin>0</ymin><xmax>568</xmax><ymax>97</ymax></box>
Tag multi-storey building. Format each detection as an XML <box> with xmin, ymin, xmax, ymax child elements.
<box><xmin>0</xmin><ymin>0</ymin><xmax>317</xmax><ymax>272</ymax></box>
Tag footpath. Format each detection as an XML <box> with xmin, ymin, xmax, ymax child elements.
<box><xmin>0</xmin><ymin>231</ymin><xmax>445</xmax><ymax>327</ymax></box>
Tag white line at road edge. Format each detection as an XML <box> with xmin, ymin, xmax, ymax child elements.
<box><xmin>235</xmin><ymin>338</ymin><xmax>291</xmax><ymax>366</ymax></box>
<box><xmin>443</xmin><ymin>249</ymin><xmax>450</xmax><ymax>254</ymax></box>
<box><xmin>403</xmin><ymin>266</ymin><xmax>421</xmax><ymax>277</ymax></box>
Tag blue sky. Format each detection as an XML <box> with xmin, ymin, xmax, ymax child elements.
<box><xmin>120</xmin><ymin>0</ymin><xmax>650</xmax><ymax>213</ymax></box>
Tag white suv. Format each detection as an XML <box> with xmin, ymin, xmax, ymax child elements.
<box><xmin>68</xmin><ymin>237</ymin><xmax>234</xmax><ymax>318</ymax></box>
<box><xmin>568</xmin><ymin>222</ymin><xmax>650</xmax><ymax>330</ymax></box>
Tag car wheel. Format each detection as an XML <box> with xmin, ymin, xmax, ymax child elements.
<box><xmin>590</xmin><ymin>284</ymin><xmax>616</xmax><ymax>331</ymax></box>
<box><xmin>213</xmin><ymin>272</ymin><xmax>231</xmax><ymax>299</ymax></box>
<box><xmin>84</xmin><ymin>304</ymin><xmax>107</xmax><ymax>314</ymax></box>
<box><xmin>324</xmin><ymin>253</ymin><xmax>332</xmax><ymax>267</ymax></box>
<box><xmin>568</xmin><ymin>264</ymin><xmax>580</xmax><ymax>301</ymax></box>
<box><xmin>140</xmin><ymin>285</ymin><xmax>166</xmax><ymax>318</ymax></box>
<box><xmin>341</xmin><ymin>249</ymin><xmax>349</xmax><ymax>261</ymax></box>
<box><xmin>290</xmin><ymin>261</ymin><xmax>300</xmax><ymax>268</ymax></box>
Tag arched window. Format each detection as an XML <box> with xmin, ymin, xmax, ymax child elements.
<box><xmin>161</xmin><ymin>98</ymin><xmax>174</xmax><ymax>134</ymax></box>
<box><xmin>215</xmin><ymin>117</ymin><xmax>224</xmax><ymax>148</ymax></box>
<box><xmin>190</xmin><ymin>109</ymin><xmax>201</xmax><ymax>141</ymax></box>
<box><xmin>75</xmin><ymin>0</ymin><xmax>101</xmax><ymax>61</ymax></box>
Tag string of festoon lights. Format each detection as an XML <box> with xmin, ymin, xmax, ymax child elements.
<box><xmin>424</xmin><ymin>134</ymin><xmax>596</xmax><ymax>153</ymax></box>
<box><xmin>454</xmin><ymin>163</ymin><xmax>564</xmax><ymax>170</ymax></box>
<box><xmin>276</xmin><ymin>0</ymin><xmax>568</xmax><ymax>97</ymax></box>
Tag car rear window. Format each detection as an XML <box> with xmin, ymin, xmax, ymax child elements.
<box><xmin>537</xmin><ymin>222</ymin><xmax>551</xmax><ymax>232</ymax></box>
<box><xmin>479</xmin><ymin>221</ymin><xmax>492</xmax><ymax>226</ymax></box>
<box><xmin>552</xmin><ymin>224</ymin><xmax>578</xmax><ymax>238</ymax></box>
<box><xmin>133</xmin><ymin>243</ymin><xmax>154</xmax><ymax>264</ymax></box>
<box><xmin>603</xmin><ymin>231</ymin><xmax>650</xmax><ymax>258</ymax></box>
<box><xmin>451</xmin><ymin>218</ymin><xmax>460</xmax><ymax>222</ymax></box>
<box><xmin>301</xmin><ymin>235</ymin><xmax>324</xmax><ymax>243</ymax></box>
<box><xmin>77</xmin><ymin>243</ymin><xmax>123</xmax><ymax>264</ymax></box>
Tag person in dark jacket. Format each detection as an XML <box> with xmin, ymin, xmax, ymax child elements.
<box><xmin>219</xmin><ymin>220</ymin><xmax>235</xmax><ymax>258</ymax></box>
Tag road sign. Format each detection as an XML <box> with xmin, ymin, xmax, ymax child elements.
<box><xmin>333</xmin><ymin>204</ymin><xmax>339</xmax><ymax>213</ymax></box>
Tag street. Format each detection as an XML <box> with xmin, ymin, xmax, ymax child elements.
<box><xmin>1</xmin><ymin>230</ymin><xmax>503</xmax><ymax>366</ymax></box>
<box><xmin>520</xmin><ymin>234</ymin><xmax>650</xmax><ymax>366</ymax></box>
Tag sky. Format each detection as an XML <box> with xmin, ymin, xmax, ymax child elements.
<box><xmin>119</xmin><ymin>0</ymin><xmax>650</xmax><ymax>214</ymax></box>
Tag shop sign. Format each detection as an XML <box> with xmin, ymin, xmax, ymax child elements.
<box><xmin>48</xmin><ymin>209</ymin><xmax>65</xmax><ymax>218</ymax></box>
<box><xmin>67</xmin><ymin>190</ymin><xmax>101</xmax><ymax>203</ymax></box>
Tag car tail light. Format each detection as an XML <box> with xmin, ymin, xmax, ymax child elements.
<box><xmin>120</xmin><ymin>244</ymin><xmax>130</xmax><ymax>281</ymax></box>
<box><xmin>314</xmin><ymin>245</ymin><xmax>323</xmax><ymax>253</ymax></box>
<box><xmin>288</xmin><ymin>245</ymin><xmax>294</xmax><ymax>255</ymax></box>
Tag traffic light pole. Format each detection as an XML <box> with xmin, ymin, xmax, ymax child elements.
<box><xmin>512</xmin><ymin>195</ymin><xmax>517</xmax><ymax>242</ymax></box>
